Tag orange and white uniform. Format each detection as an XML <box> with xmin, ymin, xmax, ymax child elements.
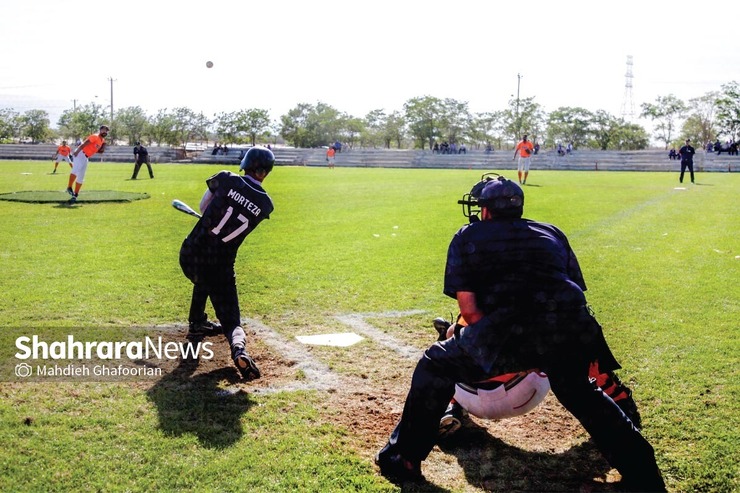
<box><xmin>55</xmin><ymin>144</ymin><xmax>72</xmax><ymax>163</ymax></box>
<box><xmin>71</xmin><ymin>133</ymin><xmax>106</xmax><ymax>183</ymax></box>
<box><xmin>515</xmin><ymin>139</ymin><xmax>534</xmax><ymax>172</ymax></box>
<box><xmin>326</xmin><ymin>147</ymin><xmax>336</xmax><ymax>167</ymax></box>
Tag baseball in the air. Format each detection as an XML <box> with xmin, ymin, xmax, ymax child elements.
<box><xmin>206</xmin><ymin>61</ymin><xmax>213</xmax><ymax>68</ymax></box>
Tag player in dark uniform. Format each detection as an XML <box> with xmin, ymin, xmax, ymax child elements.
<box><xmin>376</xmin><ymin>175</ymin><xmax>665</xmax><ymax>492</ymax></box>
<box><xmin>179</xmin><ymin>146</ymin><xmax>275</xmax><ymax>379</ymax></box>
<box><xmin>131</xmin><ymin>142</ymin><xmax>154</xmax><ymax>179</ymax></box>
<box><xmin>678</xmin><ymin>138</ymin><xmax>696</xmax><ymax>184</ymax></box>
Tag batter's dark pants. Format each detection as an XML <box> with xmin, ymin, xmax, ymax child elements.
<box><xmin>132</xmin><ymin>158</ymin><xmax>154</xmax><ymax>179</ymax></box>
<box><xmin>179</xmin><ymin>253</ymin><xmax>244</xmax><ymax>348</ymax></box>
<box><xmin>378</xmin><ymin>336</ymin><xmax>665</xmax><ymax>491</ymax></box>
<box><xmin>680</xmin><ymin>160</ymin><xmax>694</xmax><ymax>183</ymax></box>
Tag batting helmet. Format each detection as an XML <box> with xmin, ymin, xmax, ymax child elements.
<box><xmin>240</xmin><ymin>146</ymin><xmax>275</xmax><ymax>175</ymax></box>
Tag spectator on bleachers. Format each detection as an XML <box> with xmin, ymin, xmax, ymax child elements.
<box><xmin>433</xmin><ymin>142</ymin><xmax>439</xmax><ymax>154</ymax></box>
<box><xmin>459</xmin><ymin>143</ymin><xmax>466</xmax><ymax>154</ymax></box>
<box><xmin>713</xmin><ymin>139</ymin><xmax>722</xmax><ymax>154</ymax></box>
<box><xmin>212</xmin><ymin>143</ymin><xmax>222</xmax><ymax>155</ymax></box>
<box><xmin>668</xmin><ymin>148</ymin><xmax>677</xmax><ymax>160</ymax></box>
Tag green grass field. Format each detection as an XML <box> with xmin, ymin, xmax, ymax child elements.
<box><xmin>0</xmin><ymin>160</ymin><xmax>738</xmax><ymax>492</ymax></box>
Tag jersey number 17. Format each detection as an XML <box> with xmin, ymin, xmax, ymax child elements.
<box><xmin>211</xmin><ymin>206</ymin><xmax>250</xmax><ymax>242</ymax></box>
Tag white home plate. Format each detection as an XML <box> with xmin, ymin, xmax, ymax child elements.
<box><xmin>296</xmin><ymin>332</ymin><xmax>364</xmax><ymax>347</ymax></box>
<box><xmin>674</xmin><ymin>187</ymin><xmax>687</xmax><ymax>190</ymax></box>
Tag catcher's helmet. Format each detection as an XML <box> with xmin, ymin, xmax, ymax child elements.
<box><xmin>240</xmin><ymin>146</ymin><xmax>275</xmax><ymax>174</ymax></box>
<box><xmin>479</xmin><ymin>175</ymin><xmax>523</xmax><ymax>217</ymax></box>
<box><xmin>458</xmin><ymin>173</ymin><xmax>524</xmax><ymax>220</ymax></box>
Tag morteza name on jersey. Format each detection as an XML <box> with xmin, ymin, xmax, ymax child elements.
<box><xmin>227</xmin><ymin>188</ymin><xmax>262</xmax><ymax>216</ymax></box>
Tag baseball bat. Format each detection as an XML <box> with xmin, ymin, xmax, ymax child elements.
<box><xmin>172</xmin><ymin>199</ymin><xmax>201</xmax><ymax>218</ymax></box>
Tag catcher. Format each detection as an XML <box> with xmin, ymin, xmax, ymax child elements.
<box><xmin>432</xmin><ymin>314</ymin><xmax>641</xmax><ymax>439</ymax></box>
<box><xmin>375</xmin><ymin>173</ymin><xmax>665</xmax><ymax>492</ymax></box>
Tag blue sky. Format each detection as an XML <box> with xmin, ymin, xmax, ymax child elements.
<box><xmin>1</xmin><ymin>0</ymin><xmax>736</xmax><ymax>127</ymax></box>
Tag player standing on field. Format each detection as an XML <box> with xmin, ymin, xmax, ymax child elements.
<box><xmin>179</xmin><ymin>146</ymin><xmax>275</xmax><ymax>380</ymax></box>
<box><xmin>678</xmin><ymin>138</ymin><xmax>696</xmax><ymax>184</ymax></box>
<box><xmin>68</xmin><ymin>125</ymin><xmax>109</xmax><ymax>203</ymax></box>
<box><xmin>52</xmin><ymin>140</ymin><xmax>72</xmax><ymax>173</ymax></box>
<box><xmin>513</xmin><ymin>134</ymin><xmax>534</xmax><ymax>185</ymax></box>
<box><xmin>131</xmin><ymin>141</ymin><xmax>154</xmax><ymax>179</ymax></box>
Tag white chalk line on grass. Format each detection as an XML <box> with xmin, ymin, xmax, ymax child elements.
<box><xmin>234</xmin><ymin>310</ymin><xmax>425</xmax><ymax>394</ymax></box>
<box><xmin>242</xmin><ymin>317</ymin><xmax>341</xmax><ymax>394</ymax></box>
<box><xmin>334</xmin><ymin>310</ymin><xmax>425</xmax><ymax>361</ymax></box>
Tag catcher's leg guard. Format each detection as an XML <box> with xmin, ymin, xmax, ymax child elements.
<box><xmin>590</xmin><ymin>363</ymin><xmax>642</xmax><ymax>429</ymax></box>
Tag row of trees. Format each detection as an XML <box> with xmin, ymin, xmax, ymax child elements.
<box><xmin>2</xmin><ymin>81</ymin><xmax>738</xmax><ymax>151</ymax></box>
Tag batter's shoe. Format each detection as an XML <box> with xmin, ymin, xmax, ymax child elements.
<box><xmin>232</xmin><ymin>345</ymin><xmax>260</xmax><ymax>380</ymax></box>
<box><xmin>375</xmin><ymin>450</ymin><xmax>422</xmax><ymax>483</ymax></box>
<box><xmin>187</xmin><ymin>319</ymin><xmax>222</xmax><ymax>340</ymax></box>
<box><xmin>438</xmin><ymin>401</ymin><xmax>466</xmax><ymax>440</ymax></box>
<box><xmin>432</xmin><ymin>317</ymin><xmax>451</xmax><ymax>341</ymax></box>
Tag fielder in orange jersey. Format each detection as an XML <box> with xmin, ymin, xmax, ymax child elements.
<box><xmin>513</xmin><ymin>134</ymin><xmax>535</xmax><ymax>184</ymax></box>
<box><xmin>326</xmin><ymin>145</ymin><xmax>336</xmax><ymax>169</ymax></box>
<box><xmin>52</xmin><ymin>141</ymin><xmax>73</xmax><ymax>173</ymax></box>
<box><xmin>67</xmin><ymin>125</ymin><xmax>109</xmax><ymax>203</ymax></box>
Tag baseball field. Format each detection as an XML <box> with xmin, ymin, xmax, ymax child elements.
<box><xmin>0</xmin><ymin>160</ymin><xmax>737</xmax><ymax>492</ymax></box>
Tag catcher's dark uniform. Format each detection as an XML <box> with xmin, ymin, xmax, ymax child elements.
<box><xmin>179</xmin><ymin>170</ymin><xmax>274</xmax><ymax>347</ymax></box>
<box><xmin>378</xmin><ymin>217</ymin><xmax>665</xmax><ymax>490</ymax></box>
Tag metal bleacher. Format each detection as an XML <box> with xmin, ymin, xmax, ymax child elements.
<box><xmin>1</xmin><ymin>144</ymin><xmax>737</xmax><ymax>172</ymax></box>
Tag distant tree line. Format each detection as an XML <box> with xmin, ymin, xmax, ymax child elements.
<box><xmin>1</xmin><ymin>81</ymin><xmax>738</xmax><ymax>151</ymax></box>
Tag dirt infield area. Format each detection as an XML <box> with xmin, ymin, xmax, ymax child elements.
<box><xmin>146</xmin><ymin>317</ymin><xmax>627</xmax><ymax>493</ymax></box>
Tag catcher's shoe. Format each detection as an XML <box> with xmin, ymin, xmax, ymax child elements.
<box><xmin>187</xmin><ymin>319</ymin><xmax>222</xmax><ymax>340</ymax></box>
<box><xmin>438</xmin><ymin>401</ymin><xmax>466</xmax><ymax>440</ymax></box>
<box><xmin>375</xmin><ymin>450</ymin><xmax>422</xmax><ymax>483</ymax></box>
<box><xmin>432</xmin><ymin>317</ymin><xmax>451</xmax><ymax>341</ymax></box>
<box><xmin>231</xmin><ymin>345</ymin><xmax>261</xmax><ymax>380</ymax></box>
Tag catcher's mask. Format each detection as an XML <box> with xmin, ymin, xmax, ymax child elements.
<box><xmin>458</xmin><ymin>173</ymin><xmax>524</xmax><ymax>221</ymax></box>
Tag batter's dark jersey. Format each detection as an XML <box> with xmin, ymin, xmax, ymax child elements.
<box><xmin>182</xmin><ymin>171</ymin><xmax>274</xmax><ymax>270</ymax></box>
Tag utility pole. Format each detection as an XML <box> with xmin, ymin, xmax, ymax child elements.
<box><xmin>107</xmin><ymin>76</ymin><xmax>116</xmax><ymax>125</ymax></box>
<box><xmin>515</xmin><ymin>73</ymin><xmax>523</xmax><ymax>140</ymax></box>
